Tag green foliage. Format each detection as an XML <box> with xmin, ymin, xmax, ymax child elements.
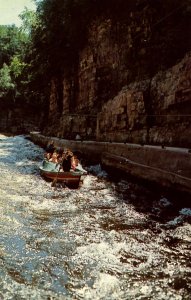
<box><xmin>19</xmin><ymin>7</ymin><xmax>38</xmax><ymax>35</ymax></box>
<box><xmin>0</xmin><ymin>63</ymin><xmax>14</xmax><ymax>93</ymax></box>
<box><xmin>0</xmin><ymin>8</ymin><xmax>38</xmax><ymax>105</ymax></box>
<box><xmin>10</xmin><ymin>55</ymin><xmax>27</xmax><ymax>78</ymax></box>
<box><xmin>0</xmin><ymin>25</ymin><xmax>27</xmax><ymax>67</ymax></box>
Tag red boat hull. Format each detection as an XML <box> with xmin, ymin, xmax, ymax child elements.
<box><xmin>39</xmin><ymin>161</ymin><xmax>84</xmax><ymax>188</ymax></box>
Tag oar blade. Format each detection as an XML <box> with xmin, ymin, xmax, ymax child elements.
<box><xmin>51</xmin><ymin>178</ymin><xmax>57</xmax><ymax>187</ymax></box>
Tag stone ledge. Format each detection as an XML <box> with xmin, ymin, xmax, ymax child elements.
<box><xmin>101</xmin><ymin>152</ymin><xmax>191</xmax><ymax>195</ymax></box>
<box><xmin>30</xmin><ymin>132</ymin><xmax>191</xmax><ymax>194</ymax></box>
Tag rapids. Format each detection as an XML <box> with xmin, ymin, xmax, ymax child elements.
<box><xmin>0</xmin><ymin>135</ymin><xmax>190</xmax><ymax>299</ymax></box>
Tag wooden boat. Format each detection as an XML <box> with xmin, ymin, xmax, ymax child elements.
<box><xmin>39</xmin><ymin>160</ymin><xmax>87</xmax><ymax>188</ymax></box>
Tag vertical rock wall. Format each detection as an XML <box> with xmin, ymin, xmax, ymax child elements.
<box><xmin>97</xmin><ymin>53</ymin><xmax>191</xmax><ymax>146</ymax></box>
<box><xmin>44</xmin><ymin>2</ymin><xmax>191</xmax><ymax>147</ymax></box>
<box><xmin>0</xmin><ymin>106</ymin><xmax>40</xmax><ymax>134</ymax></box>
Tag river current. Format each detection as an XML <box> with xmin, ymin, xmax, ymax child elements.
<box><xmin>0</xmin><ymin>134</ymin><xmax>190</xmax><ymax>300</ymax></box>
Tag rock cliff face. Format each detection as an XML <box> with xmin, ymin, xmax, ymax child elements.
<box><xmin>97</xmin><ymin>53</ymin><xmax>191</xmax><ymax>146</ymax></box>
<box><xmin>43</xmin><ymin>2</ymin><xmax>191</xmax><ymax>147</ymax></box>
<box><xmin>0</xmin><ymin>104</ymin><xmax>40</xmax><ymax>134</ymax></box>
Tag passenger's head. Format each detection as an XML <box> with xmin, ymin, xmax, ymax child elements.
<box><xmin>62</xmin><ymin>151</ymin><xmax>66</xmax><ymax>157</ymax></box>
<box><xmin>47</xmin><ymin>153</ymin><xmax>51</xmax><ymax>159</ymax></box>
<box><xmin>67</xmin><ymin>150</ymin><xmax>73</xmax><ymax>156</ymax></box>
<box><xmin>52</xmin><ymin>151</ymin><xmax>58</xmax><ymax>158</ymax></box>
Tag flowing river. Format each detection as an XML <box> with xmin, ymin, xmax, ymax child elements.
<box><xmin>0</xmin><ymin>134</ymin><xmax>190</xmax><ymax>300</ymax></box>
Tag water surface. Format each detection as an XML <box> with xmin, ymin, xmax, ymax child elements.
<box><xmin>0</xmin><ymin>135</ymin><xmax>190</xmax><ymax>299</ymax></box>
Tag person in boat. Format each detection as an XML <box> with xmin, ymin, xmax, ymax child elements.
<box><xmin>49</xmin><ymin>150</ymin><xmax>59</xmax><ymax>163</ymax></box>
<box><xmin>44</xmin><ymin>141</ymin><xmax>55</xmax><ymax>160</ymax></box>
<box><xmin>73</xmin><ymin>155</ymin><xmax>87</xmax><ymax>174</ymax></box>
<box><xmin>72</xmin><ymin>155</ymin><xmax>79</xmax><ymax>170</ymax></box>
<box><xmin>61</xmin><ymin>149</ymin><xmax>74</xmax><ymax>172</ymax></box>
<box><xmin>71</xmin><ymin>155</ymin><xmax>77</xmax><ymax>170</ymax></box>
<box><xmin>71</xmin><ymin>154</ymin><xmax>87</xmax><ymax>173</ymax></box>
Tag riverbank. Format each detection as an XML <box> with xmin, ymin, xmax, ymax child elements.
<box><xmin>30</xmin><ymin>131</ymin><xmax>191</xmax><ymax>195</ymax></box>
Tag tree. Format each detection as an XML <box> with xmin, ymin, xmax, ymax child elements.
<box><xmin>10</xmin><ymin>55</ymin><xmax>26</xmax><ymax>79</ymax></box>
<box><xmin>0</xmin><ymin>63</ymin><xmax>14</xmax><ymax>92</ymax></box>
<box><xmin>0</xmin><ymin>63</ymin><xmax>15</xmax><ymax>106</ymax></box>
